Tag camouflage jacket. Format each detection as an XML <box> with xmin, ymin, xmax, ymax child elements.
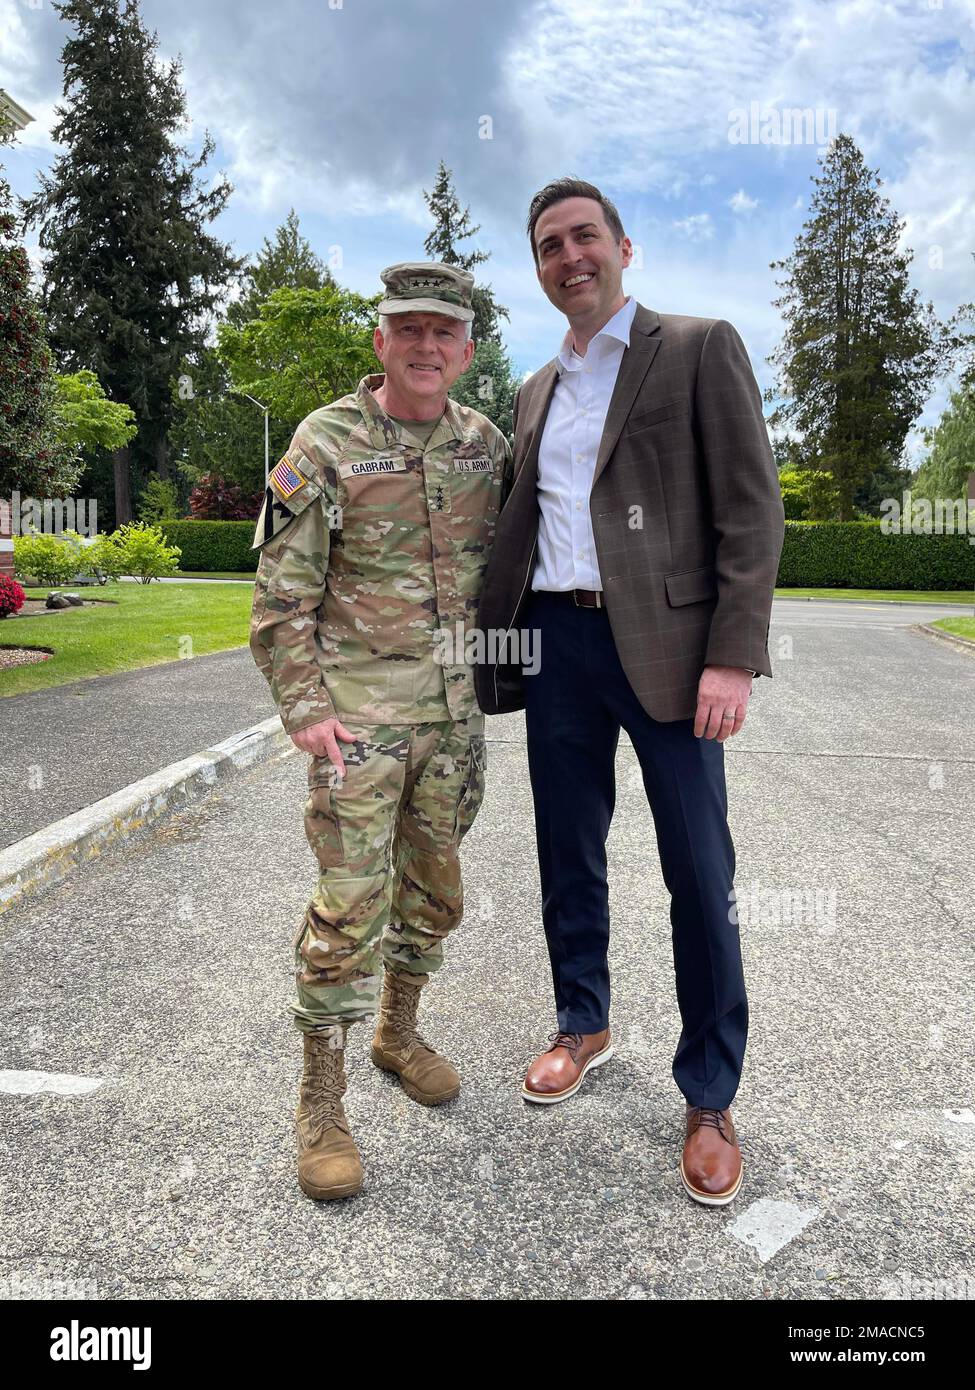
<box><xmin>249</xmin><ymin>373</ymin><xmax>513</xmax><ymax>732</ymax></box>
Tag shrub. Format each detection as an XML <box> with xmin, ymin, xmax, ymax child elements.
<box><xmin>111</xmin><ymin>522</ymin><xmax>182</xmax><ymax>584</ymax></box>
<box><xmin>188</xmin><ymin>472</ymin><xmax>264</xmax><ymax>521</ymax></box>
<box><xmin>13</xmin><ymin>530</ymin><xmax>87</xmax><ymax>586</ymax></box>
<box><xmin>0</xmin><ymin>574</ymin><xmax>25</xmax><ymax>618</ymax></box>
<box><xmin>137</xmin><ymin>477</ymin><xmax>181</xmax><ymax>523</ymax></box>
<box><xmin>85</xmin><ymin>532</ymin><xmax>127</xmax><ymax>581</ymax></box>
<box><xmin>158</xmin><ymin>520</ymin><xmax>258</xmax><ymax>573</ymax></box>
<box><xmin>779</xmin><ymin>522</ymin><xmax>974</xmax><ymax>590</ymax></box>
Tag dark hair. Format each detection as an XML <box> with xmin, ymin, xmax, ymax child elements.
<box><xmin>526</xmin><ymin>178</ymin><xmax>625</xmax><ymax>264</ymax></box>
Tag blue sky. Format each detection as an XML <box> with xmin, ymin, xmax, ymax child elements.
<box><xmin>3</xmin><ymin>0</ymin><xmax>974</xmax><ymax>455</ymax></box>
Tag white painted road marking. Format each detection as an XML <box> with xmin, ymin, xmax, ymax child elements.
<box><xmin>0</xmin><ymin>1070</ymin><xmax>105</xmax><ymax>1096</ymax></box>
<box><xmin>727</xmin><ymin>1198</ymin><xmax>820</xmax><ymax>1262</ymax></box>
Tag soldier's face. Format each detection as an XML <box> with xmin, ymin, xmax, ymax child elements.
<box><xmin>373</xmin><ymin>312</ymin><xmax>475</xmax><ymax>405</ymax></box>
<box><xmin>533</xmin><ymin>196</ymin><xmax>632</xmax><ymax>321</ymax></box>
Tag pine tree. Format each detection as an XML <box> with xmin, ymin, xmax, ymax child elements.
<box><xmin>766</xmin><ymin>134</ymin><xmax>954</xmax><ymax>520</ymax></box>
<box><xmin>0</xmin><ymin>116</ymin><xmax>79</xmax><ymax>499</ymax></box>
<box><xmin>423</xmin><ymin>160</ymin><xmax>508</xmax><ymax>344</ymax></box>
<box><xmin>226</xmin><ymin>209</ymin><xmax>333</xmax><ymax>330</ymax></box>
<box><xmin>449</xmin><ymin>339</ymin><xmax>518</xmax><ymax>440</ymax></box>
<box><xmin>19</xmin><ymin>0</ymin><xmax>243</xmax><ymax>522</ymax></box>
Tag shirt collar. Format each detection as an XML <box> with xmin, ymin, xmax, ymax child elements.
<box><xmin>556</xmin><ymin>295</ymin><xmax>636</xmax><ymax>375</ymax></box>
<box><xmin>358</xmin><ymin>373</ymin><xmax>474</xmax><ymax>451</ymax></box>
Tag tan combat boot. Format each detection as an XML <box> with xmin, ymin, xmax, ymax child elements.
<box><xmin>370</xmin><ymin>970</ymin><xmax>460</xmax><ymax>1106</ymax></box>
<box><xmin>296</xmin><ymin>1027</ymin><xmax>363</xmax><ymax>1200</ymax></box>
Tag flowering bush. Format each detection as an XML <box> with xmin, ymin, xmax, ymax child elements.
<box><xmin>0</xmin><ymin>574</ymin><xmax>26</xmax><ymax>618</ymax></box>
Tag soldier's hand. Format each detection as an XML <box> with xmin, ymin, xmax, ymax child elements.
<box><xmin>290</xmin><ymin>718</ymin><xmax>357</xmax><ymax>776</ymax></box>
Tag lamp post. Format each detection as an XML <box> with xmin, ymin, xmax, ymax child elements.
<box><xmin>233</xmin><ymin>392</ymin><xmax>271</xmax><ymax>486</ymax></box>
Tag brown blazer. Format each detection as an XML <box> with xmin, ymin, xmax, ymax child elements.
<box><xmin>474</xmin><ymin>303</ymin><xmax>786</xmax><ymax>721</ymax></box>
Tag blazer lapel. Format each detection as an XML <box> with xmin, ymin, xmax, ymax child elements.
<box><xmin>592</xmin><ymin>304</ymin><xmax>662</xmax><ymax>488</ymax></box>
<box><xmin>512</xmin><ymin>360</ymin><xmax>558</xmax><ymax>495</ymax></box>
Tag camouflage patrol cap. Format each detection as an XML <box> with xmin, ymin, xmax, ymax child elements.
<box><xmin>377</xmin><ymin>261</ymin><xmax>475</xmax><ymax>322</ymax></box>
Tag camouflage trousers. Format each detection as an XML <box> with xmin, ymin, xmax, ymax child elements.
<box><xmin>291</xmin><ymin>719</ymin><xmax>486</xmax><ymax>1034</ymax></box>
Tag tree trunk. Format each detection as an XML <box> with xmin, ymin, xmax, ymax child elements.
<box><xmin>155</xmin><ymin>434</ymin><xmax>170</xmax><ymax>482</ymax></box>
<box><xmin>113</xmin><ymin>445</ymin><xmax>133</xmax><ymax>525</ymax></box>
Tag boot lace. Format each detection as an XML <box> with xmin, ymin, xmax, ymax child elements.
<box><xmin>304</xmin><ymin>1035</ymin><xmax>348</xmax><ymax>1134</ymax></box>
<box><xmin>388</xmin><ymin>981</ymin><xmax>434</xmax><ymax>1054</ymax></box>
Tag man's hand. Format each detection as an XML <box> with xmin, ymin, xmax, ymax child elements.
<box><xmin>290</xmin><ymin>717</ymin><xmax>357</xmax><ymax>775</ymax></box>
<box><xmin>694</xmin><ymin>665</ymin><xmax>753</xmax><ymax>741</ymax></box>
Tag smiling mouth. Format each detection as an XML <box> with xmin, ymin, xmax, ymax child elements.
<box><xmin>409</xmin><ymin>363</ymin><xmax>441</xmax><ymax>373</ymax></box>
<box><xmin>562</xmin><ymin>272</ymin><xmax>594</xmax><ymax>288</ymax></box>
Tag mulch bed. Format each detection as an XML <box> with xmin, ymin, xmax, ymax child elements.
<box><xmin>0</xmin><ymin>646</ymin><xmax>54</xmax><ymax>669</ymax></box>
<box><xmin>10</xmin><ymin>597</ymin><xmax>118</xmax><ymax>618</ymax></box>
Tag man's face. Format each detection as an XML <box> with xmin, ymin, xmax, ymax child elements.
<box><xmin>533</xmin><ymin>196</ymin><xmax>632</xmax><ymax>319</ymax></box>
<box><xmin>373</xmin><ymin>311</ymin><xmax>474</xmax><ymax>403</ymax></box>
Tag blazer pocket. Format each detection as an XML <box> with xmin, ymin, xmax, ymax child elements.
<box><xmin>664</xmin><ymin>565</ymin><xmax>718</xmax><ymax>607</ymax></box>
<box><xmin>625</xmin><ymin>398</ymin><xmax>690</xmax><ymax>433</ymax></box>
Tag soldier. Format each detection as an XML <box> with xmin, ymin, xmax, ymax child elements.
<box><xmin>250</xmin><ymin>262</ymin><xmax>512</xmax><ymax>1201</ymax></box>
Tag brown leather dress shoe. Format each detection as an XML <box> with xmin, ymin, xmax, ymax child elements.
<box><xmin>680</xmin><ymin>1104</ymin><xmax>743</xmax><ymax>1206</ymax></box>
<box><xmin>521</xmin><ymin>1028</ymin><xmax>614</xmax><ymax>1104</ymax></box>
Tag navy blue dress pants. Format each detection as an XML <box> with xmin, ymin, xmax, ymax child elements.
<box><xmin>522</xmin><ymin>591</ymin><xmax>747</xmax><ymax>1109</ymax></box>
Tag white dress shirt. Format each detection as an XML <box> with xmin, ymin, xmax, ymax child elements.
<box><xmin>531</xmin><ymin>295</ymin><xmax>637</xmax><ymax>592</ymax></box>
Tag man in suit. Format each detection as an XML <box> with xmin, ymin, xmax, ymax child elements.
<box><xmin>474</xmin><ymin>178</ymin><xmax>785</xmax><ymax>1206</ymax></box>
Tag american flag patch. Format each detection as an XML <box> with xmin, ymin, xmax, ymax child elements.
<box><xmin>269</xmin><ymin>455</ymin><xmax>308</xmax><ymax>501</ymax></box>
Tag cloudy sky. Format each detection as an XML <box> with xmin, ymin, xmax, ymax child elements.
<box><xmin>3</xmin><ymin>0</ymin><xmax>974</xmax><ymax>441</ymax></box>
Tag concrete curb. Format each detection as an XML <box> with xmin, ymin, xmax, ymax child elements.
<box><xmin>777</xmin><ymin>594</ymin><xmax>975</xmax><ymax>608</ymax></box>
<box><xmin>0</xmin><ymin>716</ymin><xmax>292</xmax><ymax>916</ymax></box>
<box><xmin>913</xmin><ymin>622</ymin><xmax>975</xmax><ymax>655</ymax></box>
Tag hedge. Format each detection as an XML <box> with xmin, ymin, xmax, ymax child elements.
<box><xmin>157</xmin><ymin>517</ymin><xmax>974</xmax><ymax>590</ymax></box>
<box><xmin>777</xmin><ymin>521</ymin><xmax>974</xmax><ymax>590</ymax></box>
<box><xmin>159</xmin><ymin>520</ymin><xmax>258</xmax><ymax>573</ymax></box>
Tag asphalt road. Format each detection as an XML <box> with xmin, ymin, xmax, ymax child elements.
<box><xmin>0</xmin><ymin>601</ymin><xmax>972</xmax><ymax>1300</ymax></box>
<box><xmin>0</xmin><ymin>648</ymin><xmax>277</xmax><ymax>849</ymax></box>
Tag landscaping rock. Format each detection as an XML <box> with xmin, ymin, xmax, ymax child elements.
<box><xmin>46</xmin><ymin>592</ymin><xmax>84</xmax><ymax>609</ymax></box>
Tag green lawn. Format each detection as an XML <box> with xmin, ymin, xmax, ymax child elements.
<box><xmin>0</xmin><ymin>582</ymin><xmax>254</xmax><ymax>697</ymax></box>
<box><xmin>775</xmin><ymin>587</ymin><xmax>974</xmax><ymax>605</ymax></box>
<box><xmin>931</xmin><ymin>617</ymin><xmax>975</xmax><ymax>641</ymax></box>
<box><xmin>176</xmin><ymin>571</ymin><xmax>256</xmax><ymax>581</ymax></box>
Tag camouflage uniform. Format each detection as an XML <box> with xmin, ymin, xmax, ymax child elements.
<box><xmin>250</xmin><ymin>371</ymin><xmax>512</xmax><ymax>1033</ymax></box>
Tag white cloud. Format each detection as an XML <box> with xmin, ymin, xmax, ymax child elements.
<box><xmin>729</xmin><ymin>189</ymin><xmax>759</xmax><ymax>212</ymax></box>
<box><xmin>673</xmin><ymin>213</ymin><xmax>714</xmax><ymax>241</ymax></box>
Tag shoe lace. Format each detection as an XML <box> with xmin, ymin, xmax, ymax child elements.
<box><xmin>689</xmin><ymin>1106</ymin><xmax>734</xmax><ymax>1143</ymax></box>
<box><xmin>546</xmin><ymin>1030</ymin><xmax>584</xmax><ymax>1062</ymax></box>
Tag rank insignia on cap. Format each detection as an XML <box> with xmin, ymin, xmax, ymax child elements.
<box><xmin>269</xmin><ymin>455</ymin><xmax>309</xmax><ymax>501</ymax></box>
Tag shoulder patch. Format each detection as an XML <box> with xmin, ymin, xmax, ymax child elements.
<box><xmin>252</xmin><ymin>450</ymin><xmax>325</xmax><ymax>549</ymax></box>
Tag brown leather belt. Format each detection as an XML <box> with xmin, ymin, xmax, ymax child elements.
<box><xmin>549</xmin><ymin>589</ymin><xmax>604</xmax><ymax>609</ymax></box>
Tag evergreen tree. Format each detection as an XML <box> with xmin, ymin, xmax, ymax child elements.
<box><xmin>766</xmin><ymin>134</ymin><xmax>957</xmax><ymax>520</ymax></box>
<box><xmin>20</xmin><ymin>0</ymin><xmax>243</xmax><ymax>522</ymax></box>
<box><xmin>449</xmin><ymin>339</ymin><xmax>518</xmax><ymax>440</ymax></box>
<box><xmin>0</xmin><ymin>115</ymin><xmax>79</xmax><ymax>498</ymax></box>
<box><xmin>227</xmin><ymin>208</ymin><xmax>333</xmax><ymax>330</ymax></box>
<box><xmin>423</xmin><ymin>160</ymin><xmax>508</xmax><ymax>344</ymax></box>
